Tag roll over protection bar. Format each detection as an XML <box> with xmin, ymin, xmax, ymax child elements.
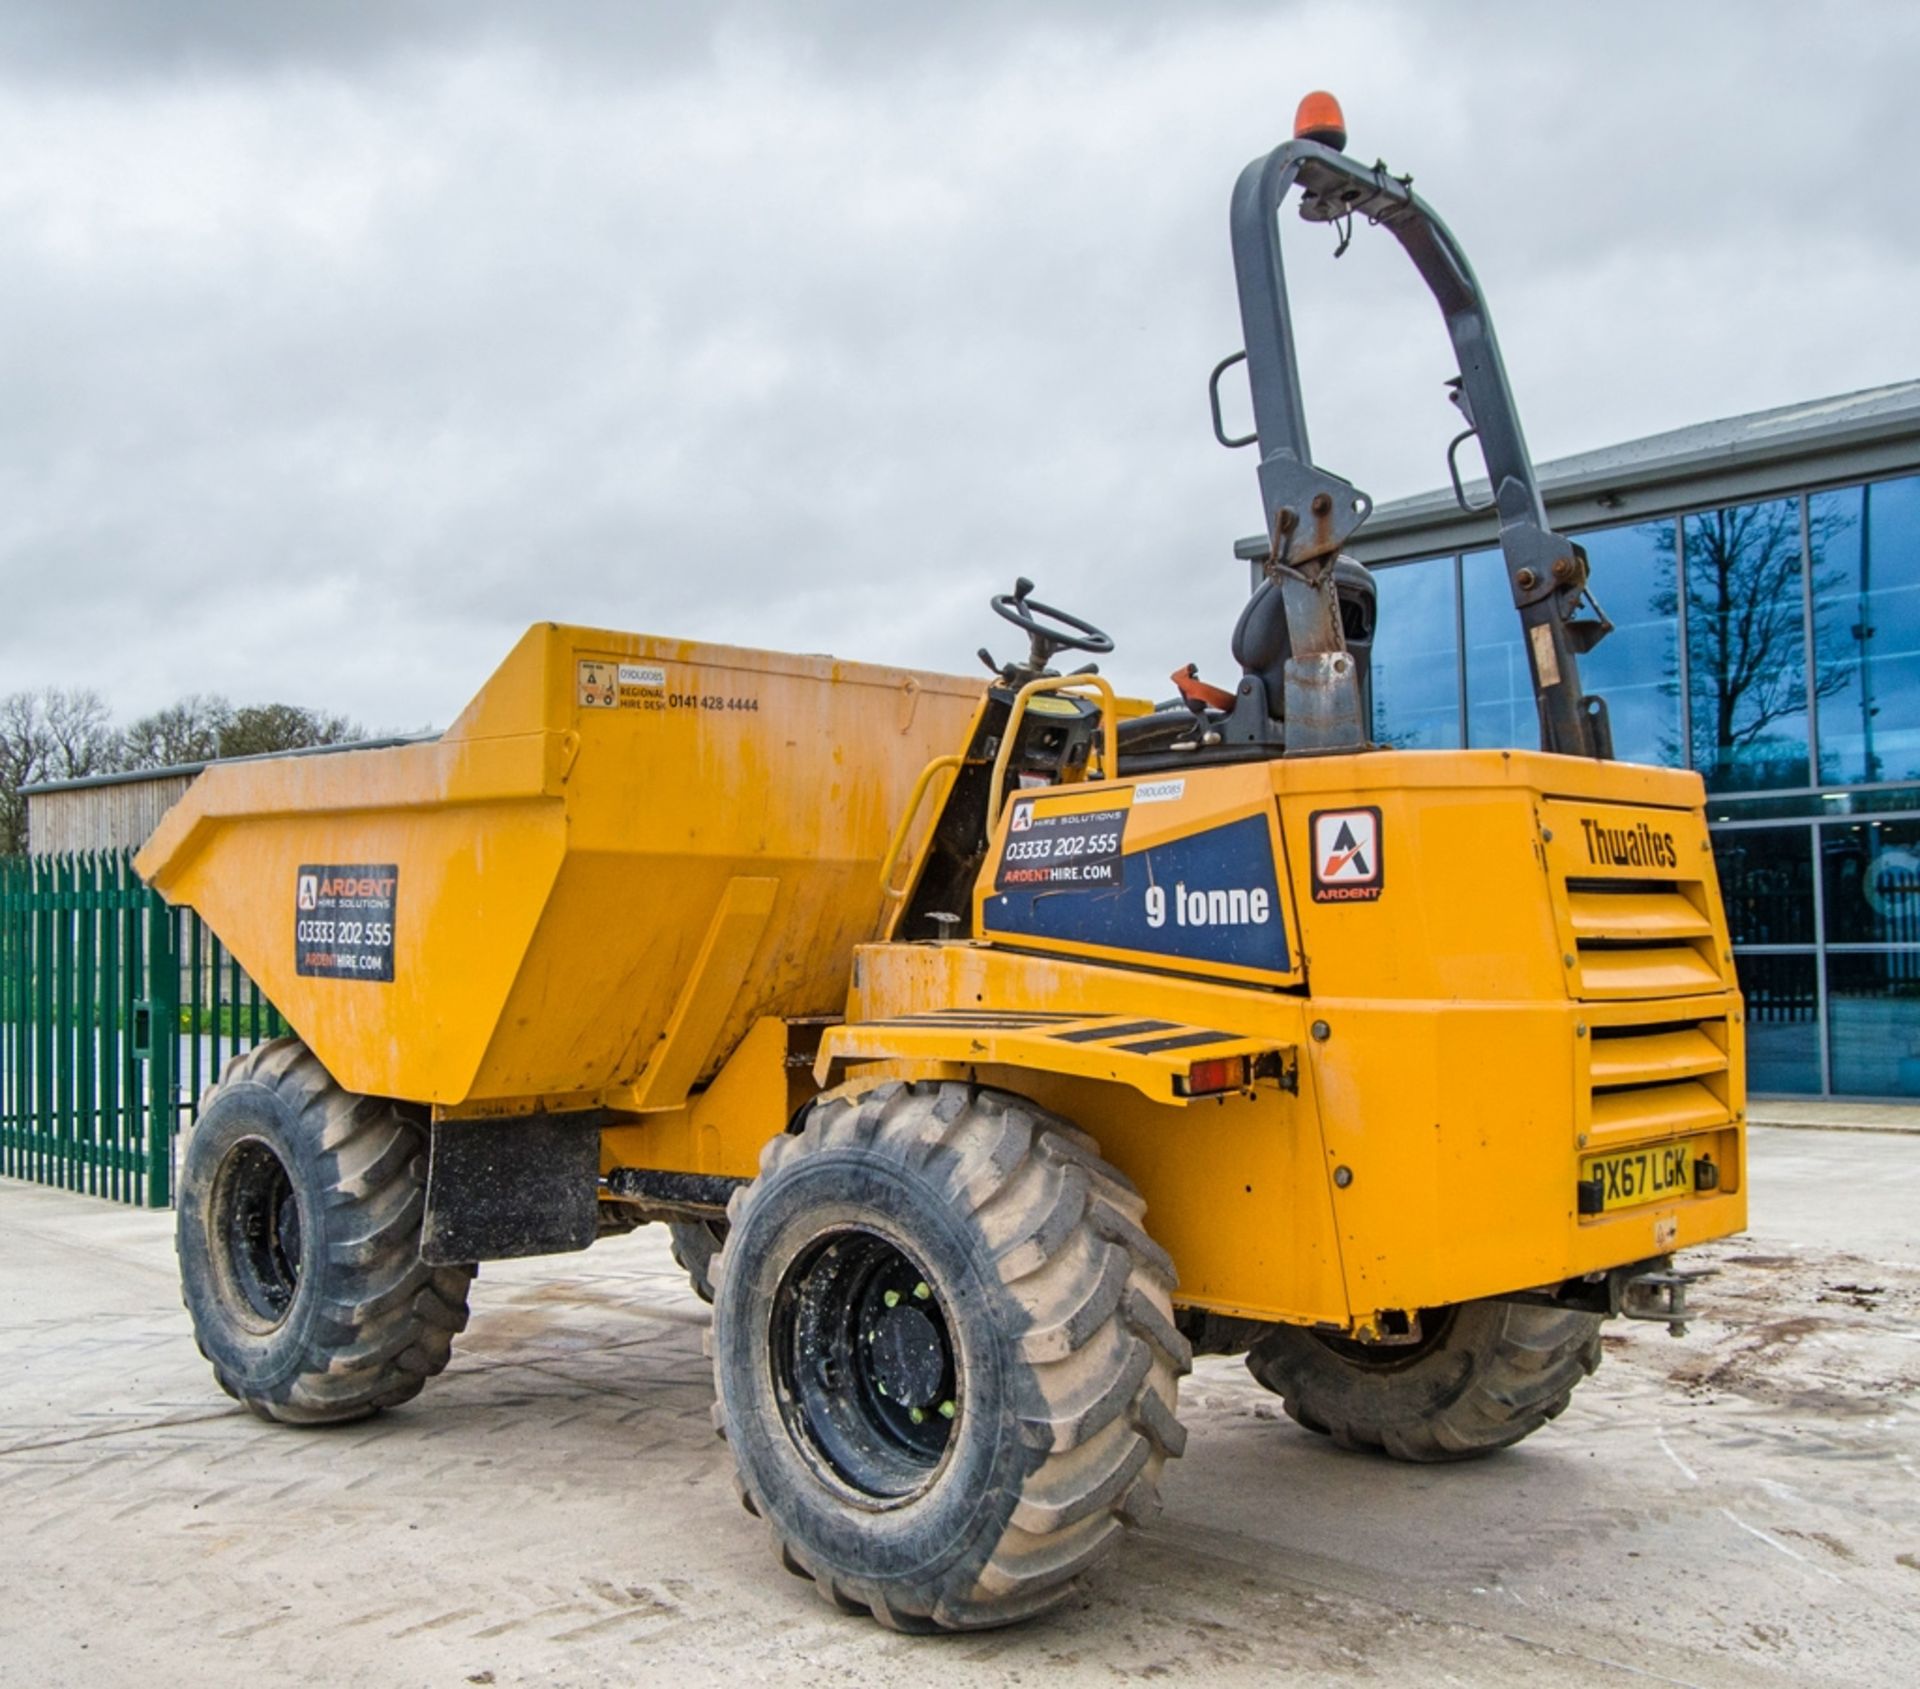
<box><xmin>1226</xmin><ymin>137</ymin><xmax>1614</xmax><ymax>760</ymax></box>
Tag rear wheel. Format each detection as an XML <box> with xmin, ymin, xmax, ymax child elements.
<box><xmin>176</xmin><ymin>1038</ymin><xmax>474</xmax><ymax>1425</ymax></box>
<box><xmin>710</xmin><ymin>1081</ymin><xmax>1188</xmax><ymax>1630</ymax></box>
<box><xmin>1245</xmin><ymin>1299</ymin><xmax>1602</xmax><ymax>1462</ymax></box>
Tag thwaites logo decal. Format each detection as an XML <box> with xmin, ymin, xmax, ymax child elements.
<box><xmin>1578</xmin><ymin>814</ymin><xmax>1678</xmax><ymax>870</ymax></box>
<box><xmin>1310</xmin><ymin>807</ymin><xmax>1383</xmax><ymax>903</ymax></box>
<box><xmin>295</xmin><ymin>865</ymin><xmax>398</xmax><ymax>981</ymax></box>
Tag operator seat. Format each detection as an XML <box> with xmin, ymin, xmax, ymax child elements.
<box><xmin>1114</xmin><ymin>554</ymin><xmax>1378</xmax><ymax>766</ymax></box>
<box><xmin>1231</xmin><ymin>555</ymin><xmax>1378</xmax><ymax>726</ymax></box>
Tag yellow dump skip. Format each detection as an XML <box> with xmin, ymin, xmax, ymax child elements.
<box><xmin>136</xmin><ymin>623</ymin><xmax>978</xmax><ymax>1111</ymax></box>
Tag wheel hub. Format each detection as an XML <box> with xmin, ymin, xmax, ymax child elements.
<box><xmin>870</xmin><ymin>1304</ymin><xmax>943</xmax><ymax>1408</ymax></box>
<box><xmin>774</xmin><ymin>1229</ymin><xmax>960</xmax><ymax>1501</ymax></box>
<box><xmin>213</xmin><ymin>1137</ymin><xmax>303</xmax><ymax>1329</ymax></box>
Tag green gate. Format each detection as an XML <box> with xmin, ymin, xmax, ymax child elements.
<box><xmin>0</xmin><ymin>852</ymin><xmax>288</xmax><ymax>1208</ymax></box>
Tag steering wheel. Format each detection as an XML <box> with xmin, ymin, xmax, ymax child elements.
<box><xmin>990</xmin><ymin>577</ymin><xmax>1114</xmax><ymax>669</ymax></box>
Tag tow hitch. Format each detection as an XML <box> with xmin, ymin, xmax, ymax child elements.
<box><xmin>1507</xmin><ymin>1256</ymin><xmax>1711</xmax><ymax>1337</ymax></box>
<box><xmin>1617</xmin><ymin>1266</ymin><xmax>1710</xmax><ymax>1338</ymax></box>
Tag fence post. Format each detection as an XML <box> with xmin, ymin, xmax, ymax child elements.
<box><xmin>1</xmin><ymin>858</ymin><xmax>15</xmax><ymax>1181</ymax></box>
<box><xmin>34</xmin><ymin>857</ymin><xmax>53</xmax><ymax>1190</ymax></box>
<box><xmin>143</xmin><ymin>885</ymin><xmax>180</xmax><ymax>1209</ymax></box>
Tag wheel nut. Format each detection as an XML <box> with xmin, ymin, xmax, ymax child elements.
<box><xmin>939</xmin><ymin>1400</ymin><xmax>956</xmax><ymax>1420</ymax></box>
<box><xmin>884</xmin><ymin>1289</ymin><xmax>901</xmax><ymax>1308</ymax></box>
<box><xmin>909</xmin><ymin>1407</ymin><xmax>925</xmax><ymax>1424</ymax></box>
<box><xmin>913</xmin><ymin>1281</ymin><xmax>931</xmax><ymax>1301</ymax></box>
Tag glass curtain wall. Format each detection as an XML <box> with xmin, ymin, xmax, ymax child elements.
<box><xmin>1370</xmin><ymin>561</ymin><xmax>1463</xmax><ymax>749</ymax></box>
<box><xmin>1371</xmin><ymin>471</ymin><xmax>1920</xmax><ymax>1097</ymax></box>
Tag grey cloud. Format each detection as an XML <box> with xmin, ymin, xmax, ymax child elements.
<box><xmin>0</xmin><ymin>2</ymin><xmax>1272</xmax><ymax>81</ymax></box>
<box><xmin>1</xmin><ymin>2</ymin><xmax>1917</xmax><ymax>733</ymax></box>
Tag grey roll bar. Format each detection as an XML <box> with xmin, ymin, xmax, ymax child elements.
<box><xmin>1227</xmin><ymin>137</ymin><xmax>1614</xmax><ymax>760</ymax></box>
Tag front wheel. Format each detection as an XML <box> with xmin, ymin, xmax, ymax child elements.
<box><xmin>176</xmin><ymin>1038</ymin><xmax>474</xmax><ymax>1425</ymax></box>
<box><xmin>1245</xmin><ymin>1299</ymin><xmax>1603</xmax><ymax>1462</ymax></box>
<box><xmin>710</xmin><ymin>1081</ymin><xmax>1188</xmax><ymax>1631</ymax></box>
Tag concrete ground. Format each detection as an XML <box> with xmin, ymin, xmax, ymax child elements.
<box><xmin>2</xmin><ymin>1126</ymin><xmax>1916</xmax><ymax>1688</ymax></box>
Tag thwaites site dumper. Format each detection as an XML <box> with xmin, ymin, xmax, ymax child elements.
<box><xmin>140</xmin><ymin>97</ymin><xmax>1747</xmax><ymax>1631</ymax></box>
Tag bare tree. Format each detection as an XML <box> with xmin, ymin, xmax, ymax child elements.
<box><xmin>217</xmin><ymin>703</ymin><xmax>364</xmax><ymax>760</ymax></box>
<box><xmin>3</xmin><ymin>689</ymin><xmax>370</xmax><ymax>856</ymax></box>
<box><xmin>113</xmin><ymin>697</ymin><xmax>369</xmax><ymax>771</ymax></box>
<box><xmin>116</xmin><ymin>694</ymin><xmax>233</xmax><ymax>770</ymax></box>
<box><xmin>0</xmin><ymin>687</ymin><xmax>117</xmax><ymax>854</ymax></box>
<box><xmin>1654</xmin><ymin>502</ymin><xmax>1853</xmax><ymax>788</ymax></box>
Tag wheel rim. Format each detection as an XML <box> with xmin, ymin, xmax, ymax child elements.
<box><xmin>211</xmin><ymin>1137</ymin><xmax>304</xmax><ymax>1330</ymax></box>
<box><xmin>772</xmin><ymin>1228</ymin><xmax>960</xmax><ymax>1503</ymax></box>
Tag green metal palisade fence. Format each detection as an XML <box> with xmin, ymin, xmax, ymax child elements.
<box><xmin>0</xmin><ymin>852</ymin><xmax>288</xmax><ymax>1208</ymax></box>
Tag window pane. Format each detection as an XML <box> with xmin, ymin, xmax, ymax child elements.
<box><xmin>1827</xmin><ymin>952</ymin><xmax>1920</xmax><ymax>1097</ymax></box>
<box><xmin>1820</xmin><ymin>816</ymin><xmax>1920</xmax><ymax>946</ymax></box>
<box><xmin>1573</xmin><ymin>521</ymin><xmax>1683</xmax><ymax>767</ymax></box>
<box><xmin>1684</xmin><ymin>499</ymin><xmax>1810</xmax><ymax>791</ymax></box>
<box><xmin>1370</xmin><ymin>559</ymin><xmax>1460</xmax><ymax>749</ymax></box>
<box><xmin>1462</xmin><ymin>547</ymin><xmax>1532</xmax><ymax>748</ymax></box>
<box><xmin>1713</xmin><ymin>826</ymin><xmax>1814</xmax><ymax>946</ymax></box>
<box><xmin>1736</xmin><ymin>952</ymin><xmax>1821</xmax><ymax>1094</ymax></box>
<box><xmin>1705</xmin><ymin>785</ymin><xmax>1920</xmax><ymax>823</ymax></box>
<box><xmin>1812</xmin><ymin>476</ymin><xmax>1920</xmax><ymax>785</ymax></box>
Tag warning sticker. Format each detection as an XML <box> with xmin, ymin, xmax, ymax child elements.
<box><xmin>580</xmin><ymin>658</ymin><xmax>673</xmax><ymax>712</ymax></box>
<box><xmin>295</xmin><ymin>865</ymin><xmax>398</xmax><ymax>980</ymax></box>
<box><xmin>1309</xmin><ymin>807</ymin><xmax>1383</xmax><ymax>903</ymax></box>
<box><xmin>995</xmin><ymin>798</ymin><xmax>1129</xmax><ymax>891</ymax></box>
<box><xmin>577</xmin><ymin>659</ymin><xmax>618</xmax><ymax>709</ymax></box>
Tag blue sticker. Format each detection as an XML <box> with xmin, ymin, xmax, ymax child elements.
<box><xmin>989</xmin><ymin>812</ymin><xmax>1290</xmax><ymax>973</ymax></box>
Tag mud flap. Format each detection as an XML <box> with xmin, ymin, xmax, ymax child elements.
<box><xmin>422</xmin><ymin>1111</ymin><xmax>603</xmax><ymax>1264</ymax></box>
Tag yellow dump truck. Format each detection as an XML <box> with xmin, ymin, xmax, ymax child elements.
<box><xmin>140</xmin><ymin>96</ymin><xmax>1746</xmax><ymax>1632</ymax></box>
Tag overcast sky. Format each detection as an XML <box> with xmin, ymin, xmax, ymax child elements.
<box><xmin>1</xmin><ymin>1</ymin><xmax>1916</xmax><ymax>730</ymax></box>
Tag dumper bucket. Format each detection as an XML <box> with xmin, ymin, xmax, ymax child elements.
<box><xmin>137</xmin><ymin>624</ymin><xmax>979</xmax><ymax>1113</ymax></box>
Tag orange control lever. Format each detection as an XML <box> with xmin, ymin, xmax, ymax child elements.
<box><xmin>1170</xmin><ymin>664</ymin><xmax>1236</xmax><ymax>712</ymax></box>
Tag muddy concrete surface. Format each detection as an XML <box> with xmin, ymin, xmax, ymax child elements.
<box><xmin>1</xmin><ymin>1124</ymin><xmax>1916</xmax><ymax>1686</ymax></box>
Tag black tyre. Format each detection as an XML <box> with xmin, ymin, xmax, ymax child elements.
<box><xmin>176</xmin><ymin>1037</ymin><xmax>474</xmax><ymax>1426</ymax></box>
<box><xmin>669</xmin><ymin>1218</ymin><xmax>728</xmax><ymax>1303</ymax></box>
<box><xmin>1245</xmin><ymin>1299</ymin><xmax>1603</xmax><ymax>1462</ymax></box>
<box><xmin>711</xmin><ymin>1081</ymin><xmax>1188</xmax><ymax>1631</ymax></box>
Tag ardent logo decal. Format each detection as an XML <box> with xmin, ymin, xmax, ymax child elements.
<box><xmin>295</xmin><ymin>862</ymin><xmax>399</xmax><ymax>982</ymax></box>
<box><xmin>315</xmin><ymin>874</ymin><xmax>397</xmax><ymax>899</ymax></box>
<box><xmin>1310</xmin><ymin>807</ymin><xmax>1383</xmax><ymax>903</ymax></box>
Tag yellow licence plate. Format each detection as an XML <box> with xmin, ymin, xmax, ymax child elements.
<box><xmin>1582</xmin><ymin>1140</ymin><xmax>1695</xmax><ymax>1212</ymax></box>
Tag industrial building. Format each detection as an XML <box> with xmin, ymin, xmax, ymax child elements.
<box><xmin>1345</xmin><ymin>380</ymin><xmax>1920</xmax><ymax>1098</ymax></box>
